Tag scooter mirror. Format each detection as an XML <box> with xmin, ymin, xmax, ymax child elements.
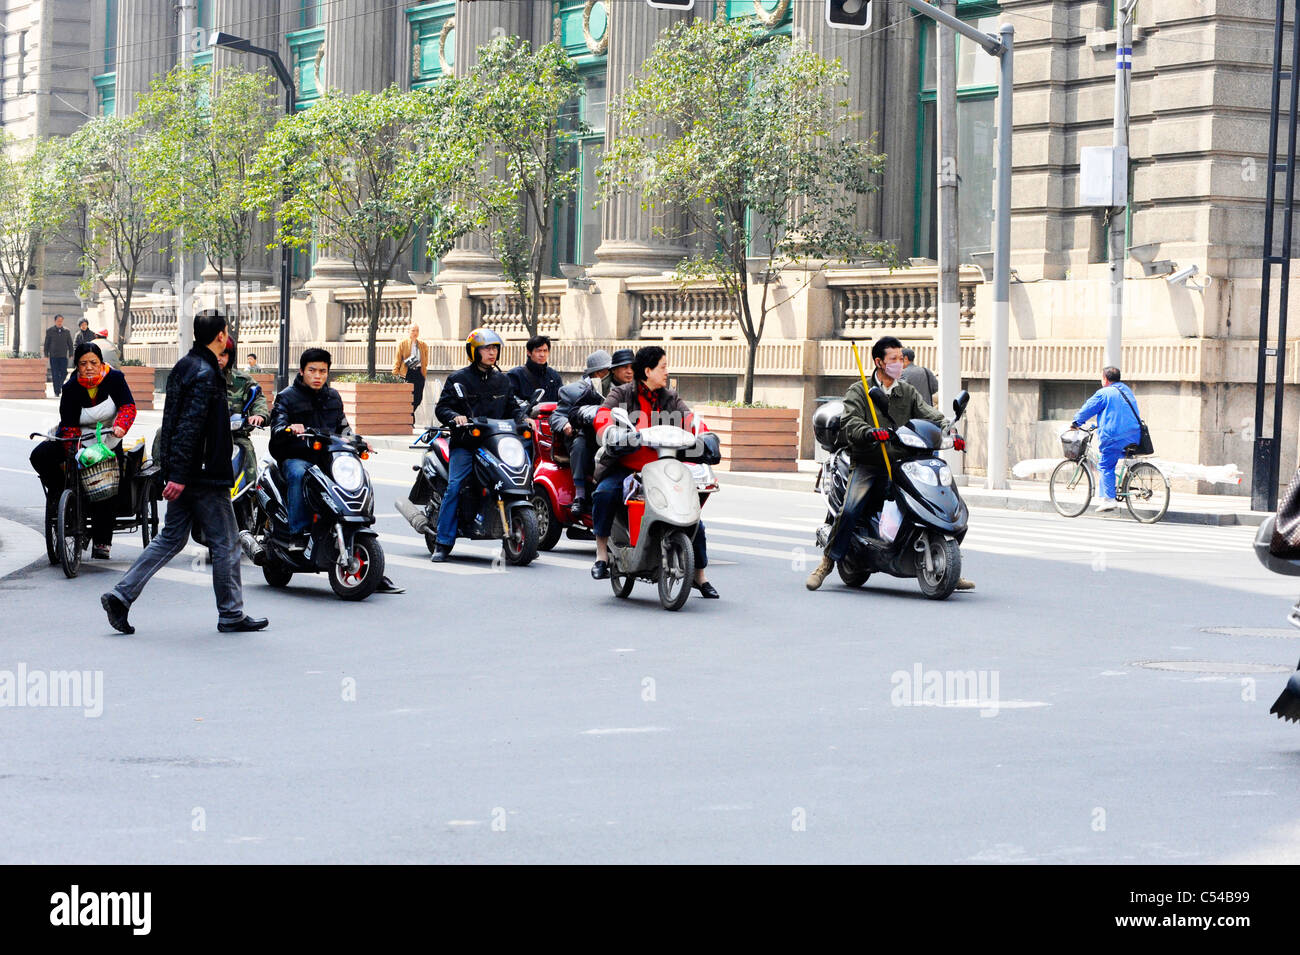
<box><xmin>611</xmin><ymin>407</ymin><xmax>633</xmax><ymax>429</ymax></box>
<box><xmin>953</xmin><ymin>390</ymin><xmax>970</xmax><ymax>418</ymax></box>
<box><xmin>532</xmin><ymin>388</ymin><xmax>544</xmax><ymax>404</ymax></box>
<box><xmin>867</xmin><ymin>386</ymin><xmax>889</xmax><ymax>413</ymax></box>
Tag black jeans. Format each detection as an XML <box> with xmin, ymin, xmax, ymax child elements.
<box><xmin>49</xmin><ymin>357</ymin><xmax>68</xmax><ymax>396</ymax></box>
<box><xmin>826</xmin><ymin>466</ymin><xmax>884</xmax><ymax>562</ymax></box>
<box><xmin>405</xmin><ymin>367</ymin><xmax>425</xmax><ymax>413</ymax></box>
<box><xmin>112</xmin><ymin>487</ymin><xmax>244</xmax><ymax>624</ymax></box>
<box><xmin>30</xmin><ymin>439</ymin><xmax>115</xmax><ymax>546</ymax></box>
<box><xmin>569</xmin><ymin>431</ymin><xmax>594</xmax><ymax>492</ymax></box>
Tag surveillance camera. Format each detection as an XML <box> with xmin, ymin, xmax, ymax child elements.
<box><xmin>1166</xmin><ymin>264</ymin><xmax>1199</xmax><ymax>286</ymax></box>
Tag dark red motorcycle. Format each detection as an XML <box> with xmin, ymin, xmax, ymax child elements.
<box><xmin>530</xmin><ymin>401</ymin><xmax>596</xmax><ymax>551</ymax></box>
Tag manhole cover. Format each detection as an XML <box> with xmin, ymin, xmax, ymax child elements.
<box><xmin>1131</xmin><ymin>661</ymin><xmax>1292</xmax><ymax>675</ymax></box>
<box><xmin>1202</xmin><ymin>627</ymin><xmax>1300</xmax><ymax>639</ymax></box>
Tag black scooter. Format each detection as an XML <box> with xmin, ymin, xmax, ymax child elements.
<box><xmin>405</xmin><ymin>417</ymin><xmax>540</xmax><ymax>566</ymax></box>
<box><xmin>244</xmin><ymin>429</ymin><xmax>385</xmax><ymax>600</ymax></box>
<box><xmin>813</xmin><ymin>389</ymin><xmax>971</xmax><ymax>599</ymax></box>
<box><xmin>1254</xmin><ymin>518</ymin><xmax>1300</xmax><ymax>720</ymax></box>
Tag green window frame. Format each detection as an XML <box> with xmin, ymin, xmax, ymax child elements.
<box><xmin>722</xmin><ymin>0</ymin><xmax>793</xmax><ymax>33</ymax></box>
<box><xmin>287</xmin><ymin>26</ymin><xmax>325</xmax><ymax>109</ymax></box>
<box><xmin>94</xmin><ymin>73</ymin><xmax>116</xmax><ymax>117</ymax></box>
<box><xmin>913</xmin><ymin>2</ymin><xmax>1000</xmax><ymax>262</ymax></box>
<box><xmin>550</xmin><ymin>1</ymin><xmax>608</xmax><ymax>273</ymax></box>
<box><xmin>299</xmin><ymin>0</ymin><xmax>324</xmax><ymax>29</ymax></box>
<box><xmin>104</xmin><ymin>0</ymin><xmax>118</xmax><ymax>72</ymax></box>
<box><xmin>407</xmin><ymin>2</ymin><xmax>456</xmax><ymax>89</ymax></box>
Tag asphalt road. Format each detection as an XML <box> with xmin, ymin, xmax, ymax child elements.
<box><xmin>1</xmin><ymin>401</ymin><xmax>1298</xmax><ymax>864</ymax></box>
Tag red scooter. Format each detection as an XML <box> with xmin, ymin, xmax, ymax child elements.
<box><xmin>530</xmin><ymin>401</ymin><xmax>596</xmax><ymax>551</ymax></box>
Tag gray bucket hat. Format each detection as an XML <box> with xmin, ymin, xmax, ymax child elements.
<box><xmin>584</xmin><ymin>349</ymin><xmax>613</xmax><ymax>375</ymax></box>
<box><xmin>610</xmin><ymin>348</ymin><xmax>635</xmax><ymax>368</ymax></box>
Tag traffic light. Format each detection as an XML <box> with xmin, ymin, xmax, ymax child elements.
<box><xmin>825</xmin><ymin>0</ymin><xmax>872</xmax><ymax>29</ymax></box>
<box><xmin>647</xmin><ymin>0</ymin><xmax>695</xmax><ymax>8</ymax></box>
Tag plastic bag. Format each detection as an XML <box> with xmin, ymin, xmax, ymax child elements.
<box><xmin>878</xmin><ymin>499</ymin><xmax>903</xmax><ymax>542</ymax></box>
<box><xmin>77</xmin><ymin>422</ymin><xmax>116</xmax><ymax>467</ymax></box>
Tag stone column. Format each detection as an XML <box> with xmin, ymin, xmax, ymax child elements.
<box><xmin>437</xmin><ymin>0</ymin><xmax>536</xmax><ymax>284</ymax></box>
<box><xmin>588</xmin><ymin>0</ymin><xmax>692</xmax><ymax>277</ymax></box>
<box><xmin>115</xmin><ymin>0</ymin><xmax>175</xmax><ymax>291</ymax></box>
<box><xmin>878</xmin><ymin>3</ymin><xmax>919</xmax><ymax>254</ymax></box>
<box><xmin>303</xmin><ymin>0</ymin><xmax>400</xmax><ymax>288</ymax></box>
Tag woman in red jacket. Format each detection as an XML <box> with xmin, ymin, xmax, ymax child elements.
<box><xmin>589</xmin><ymin>346</ymin><xmax>719</xmax><ymax>599</ymax></box>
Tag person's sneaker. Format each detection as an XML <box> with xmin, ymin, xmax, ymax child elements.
<box><xmin>805</xmin><ymin>555</ymin><xmax>835</xmax><ymax>591</ymax></box>
<box><xmin>430</xmin><ymin>544</ymin><xmax>453</xmax><ymax>563</ymax></box>
<box><xmin>956</xmin><ymin>578</ymin><xmax>975</xmax><ymax>591</ymax></box>
<box><xmin>91</xmin><ymin>545</ymin><xmax>111</xmax><ymax>560</ymax></box>
<box><xmin>217</xmin><ymin>615</ymin><xmax>269</xmax><ymax>633</ymax></box>
<box><xmin>571</xmin><ymin>495</ymin><xmax>590</xmax><ymax>516</ymax></box>
<box><xmin>1095</xmin><ymin>499</ymin><xmax>1118</xmax><ymax>513</ymax></box>
<box><xmin>100</xmin><ymin>592</ymin><xmax>134</xmax><ymax>635</ymax></box>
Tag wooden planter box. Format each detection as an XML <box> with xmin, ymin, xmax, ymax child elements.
<box><xmin>119</xmin><ymin>365</ymin><xmax>157</xmax><ymax>411</ymax></box>
<box><xmin>334</xmin><ymin>380</ymin><xmax>415</xmax><ymax>435</ymax></box>
<box><xmin>250</xmin><ymin>373</ymin><xmax>276</xmax><ymax>406</ymax></box>
<box><xmin>696</xmin><ymin>405</ymin><xmax>800</xmax><ymax>472</ymax></box>
<box><xmin>0</xmin><ymin>357</ymin><xmax>49</xmax><ymax>398</ymax></box>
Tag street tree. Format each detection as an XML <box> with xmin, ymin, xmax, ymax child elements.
<box><xmin>134</xmin><ymin>64</ymin><xmax>280</xmax><ymax>341</ymax></box>
<box><xmin>248</xmin><ymin>84</ymin><xmax>473</xmax><ymax>378</ymax></box>
<box><xmin>455</xmin><ymin>37</ymin><xmax>584</xmax><ymax>337</ymax></box>
<box><xmin>0</xmin><ymin>137</ymin><xmax>62</xmax><ymax>356</ymax></box>
<box><xmin>601</xmin><ymin>18</ymin><xmax>895</xmax><ymax>403</ymax></box>
<box><xmin>53</xmin><ymin>115</ymin><xmax>166</xmax><ymax>351</ymax></box>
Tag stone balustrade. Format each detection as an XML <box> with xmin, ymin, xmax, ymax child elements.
<box><xmin>826</xmin><ymin>265</ymin><xmax>981</xmax><ymax>338</ymax></box>
<box><xmin>468</xmin><ymin>282</ymin><xmax>563</xmax><ymax>339</ymax></box>
<box><xmin>629</xmin><ymin>283</ymin><xmax>740</xmax><ymax>339</ymax></box>
<box><xmin>338</xmin><ymin>286</ymin><xmax>415</xmax><ymax>341</ymax></box>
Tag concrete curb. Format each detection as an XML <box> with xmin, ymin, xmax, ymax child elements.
<box><xmin>0</xmin><ymin>515</ymin><xmax>47</xmax><ymax>580</ymax></box>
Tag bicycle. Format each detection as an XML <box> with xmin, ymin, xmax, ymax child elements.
<box><xmin>31</xmin><ymin>430</ymin><xmax>161</xmax><ymax>578</ymax></box>
<box><xmin>1048</xmin><ymin>425</ymin><xmax>1170</xmax><ymax>524</ymax></box>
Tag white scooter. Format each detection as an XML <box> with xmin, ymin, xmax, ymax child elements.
<box><xmin>604</xmin><ymin>409</ymin><xmax>719</xmax><ymax>611</ymax></box>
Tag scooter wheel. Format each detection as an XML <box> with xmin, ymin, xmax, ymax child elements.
<box><xmin>657</xmin><ymin>530</ymin><xmax>695</xmax><ymax>612</ymax></box>
<box><xmin>262</xmin><ymin>561</ymin><xmax>293</xmax><ymax>588</ymax></box>
<box><xmin>502</xmin><ymin>506</ymin><xmax>539</xmax><ymax>566</ymax></box>
<box><xmin>916</xmin><ymin>533</ymin><xmax>962</xmax><ymax>600</ymax></box>
<box><xmin>533</xmin><ymin>492</ymin><xmax>562</xmax><ymax>551</ymax></box>
<box><xmin>836</xmin><ymin>558</ymin><xmax>871</xmax><ymax>588</ymax></box>
<box><xmin>610</xmin><ymin>566</ymin><xmax>634</xmax><ymax>598</ymax></box>
<box><xmin>330</xmin><ymin>536</ymin><xmax>384</xmax><ymax>600</ymax></box>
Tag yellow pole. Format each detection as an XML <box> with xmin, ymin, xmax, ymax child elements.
<box><xmin>852</xmin><ymin>343</ymin><xmax>892</xmax><ymax>480</ymax></box>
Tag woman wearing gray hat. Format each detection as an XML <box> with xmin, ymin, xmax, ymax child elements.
<box><xmin>552</xmin><ymin>349</ymin><xmax>618</xmax><ymax>513</ymax></box>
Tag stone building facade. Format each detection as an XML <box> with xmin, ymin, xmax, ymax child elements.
<box><xmin>0</xmin><ymin>0</ymin><xmax>1294</xmax><ymax>491</ymax></box>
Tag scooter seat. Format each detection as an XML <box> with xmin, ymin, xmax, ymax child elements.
<box><xmin>1255</xmin><ymin>517</ymin><xmax>1300</xmax><ymax>576</ymax></box>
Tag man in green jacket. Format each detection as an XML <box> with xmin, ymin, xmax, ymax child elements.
<box><xmin>218</xmin><ymin>337</ymin><xmax>267</xmax><ymax>494</ymax></box>
<box><xmin>806</xmin><ymin>335</ymin><xmax>973</xmax><ymax>592</ymax></box>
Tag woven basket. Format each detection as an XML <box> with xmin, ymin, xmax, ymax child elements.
<box><xmin>79</xmin><ymin>456</ymin><xmax>121</xmax><ymax>502</ymax></box>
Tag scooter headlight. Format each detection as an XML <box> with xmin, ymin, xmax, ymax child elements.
<box><xmin>331</xmin><ymin>453</ymin><xmax>365</xmax><ymax>492</ymax></box>
<box><xmin>902</xmin><ymin>460</ymin><xmax>939</xmax><ymax>486</ymax></box>
<box><xmin>897</xmin><ymin>428</ymin><xmax>929</xmax><ymax>449</ymax></box>
<box><xmin>497</xmin><ymin>436</ymin><xmax>527</xmax><ymax>469</ymax></box>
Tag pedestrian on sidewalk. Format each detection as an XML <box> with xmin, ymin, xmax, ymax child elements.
<box><xmin>899</xmin><ymin>347</ymin><xmax>938</xmax><ymax>406</ymax></box>
<box><xmin>1070</xmin><ymin>366</ymin><xmax>1142</xmax><ymax>513</ymax></box>
<box><xmin>392</xmin><ymin>323</ymin><xmax>430</xmax><ymax>424</ymax></box>
<box><xmin>74</xmin><ymin>318</ymin><xmax>97</xmax><ymax>348</ymax></box>
<box><xmin>43</xmin><ymin>315</ymin><xmax>74</xmax><ymax>398</ymax></box>
<box><xmin>101</xmin><ymin>309</ymin><xmax>268</xmax><ymax>635</ymax></box>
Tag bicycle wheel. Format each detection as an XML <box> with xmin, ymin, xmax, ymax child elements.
<box><xmin>1049</xmin><ymin>459</ymin><xmax>1093</xmax><ymax>517</ymax></box>
<box><xmin>56</xmin><ymin>488</ymin><xmax>82</xmax><ymax>579</ymax></box>
<box><xmin>1123</xmin><ymin>461</ymin><xmax>1170</xmax><ymax>524</ymax></box>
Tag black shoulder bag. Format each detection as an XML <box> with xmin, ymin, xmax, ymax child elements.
<box><xmin>1116</xmin><ymin>387</ymin><xmax>1154</xmax><ymax>457</ymax></box>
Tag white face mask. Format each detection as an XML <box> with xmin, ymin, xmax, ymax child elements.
<box><xmin>883</xmin><ymin>360</ymin><xmax>904</xmax><ymax>381</ymax></box>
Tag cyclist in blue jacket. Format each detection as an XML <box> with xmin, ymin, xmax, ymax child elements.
<box><xmin>1070</xmin><ymin>366</ymin><xmax>1142</xmax><ymax>512</ymax></box>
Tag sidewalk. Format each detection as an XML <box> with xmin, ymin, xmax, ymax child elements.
<box><xmin>717</xmin><ymin>460</ymin><xmax>1270</xmax><ymax>527</ymax></box>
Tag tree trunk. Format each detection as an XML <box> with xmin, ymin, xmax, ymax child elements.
<box><xmin>120</xmin><ymin>284</ymin><xmax>134</xmax><ymax>351</ymax></box>
<box><xmin>10</xmin><ymin>290</ymin><xmax>21</xmax><ymax>357</ymax></box>
<box><xmin>743</xmin><ymin>331</ymin><xmax>758</xmax><ymax>405</ymax></box>
<box><xmin>232</xmin><ymin>256</ymin><xmax>244</xmax><ymax>343</ymax></box>
<box><xmin>365</xmin><ymin>278</ymin><xmax>385</xmax><ymax>380</ymax></box>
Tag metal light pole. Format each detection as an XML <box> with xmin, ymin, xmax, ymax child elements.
<box><xmin>209</xmin><ymin>31</ymin><xmax>296</xmax><ymax>392</ymax></box>
<box><xmin>176</xmin><ymin>0</ymin><xmax>195</xmax><ymax>360</ymax></box>
<box><xmin>896</xmin><ymin>0</ymin><xmax>1014</xmax><ymax>488</ymax></box>
<box><xmin>1106</xmin><ymin>0</ymin><xmax>1137</xmax><ymax>370</ymax></box>
<box><xmin>936</xmin><ymin>0</ymin><xmax>961</xmax><ymax>476</ymax></box>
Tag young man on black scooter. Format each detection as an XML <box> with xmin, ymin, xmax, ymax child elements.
<box><xmin>425</xmin><ymin>327</ymin><xmax>527</xmax><ymax>562</ymax></box>
<box><xmin>805</xmin><ymin>335</ymin><xmax>975</xmax><ymax>593</ymax></box>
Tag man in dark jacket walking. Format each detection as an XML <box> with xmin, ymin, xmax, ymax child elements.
<box><xmin>101</xmin><ymin>309</ymin><xmax>267</xmax><ymax>635</ymax></box>
<box><xmin>428</xmin><ymin>327</ymin><xmax>525</xmax><ymax>562</ymax></box>
<box><xmin>507</xmin><ymin>334</ymin><xmax>563</xmax><ymax>407</ymax></box>
<box><xmin>43</xmin><ymin>315</ymin><xmax>74</xmax><ymax>397</ymax></box>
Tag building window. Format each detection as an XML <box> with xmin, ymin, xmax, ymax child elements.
<box><xmin>94</xmin><ymin>73</ymin><xmax>117</xmax><ymax>117</ymax></box>
<box><xmin>723</xmin><ymin>0</ymin><xmax>793</xmax><ymax>32</ymax></box>
<box><xmin>104</xmin><ymin>0</ymin><xmax>118</xmax><ymax>72</ymax></box>
<box><xmin>300</xmin><ymin>0</ymin><xmax>324</xmax><ymax>29</ymax></box>
<box><xmin>914</xmin><ymin>7</ymin><xmax>999</xmax><ymax>263</ymax></box>
<box><xmin>552</xmin><ymin>71</ymin><xmax>606</xmax><ymax>272</ymax></box>
<box><xmin>1040</xmin><ymin>381</ymin><xmax>1094</xmax><ymax>421</ymax></box>
<box><xmin>407</xmin><ymin>2</ymin><xmax>456</xmax><ymax>89</ymax></box>
<box><xmin>287</xmin><ymin>27</ymin><xmax>325</xmax><ymax>108</ymax></box>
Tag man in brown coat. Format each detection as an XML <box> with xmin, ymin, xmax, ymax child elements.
<box><xmin>393</xmin><ymin>324</ymin><xmax>430</xmax><ymax>422</ymax></box>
